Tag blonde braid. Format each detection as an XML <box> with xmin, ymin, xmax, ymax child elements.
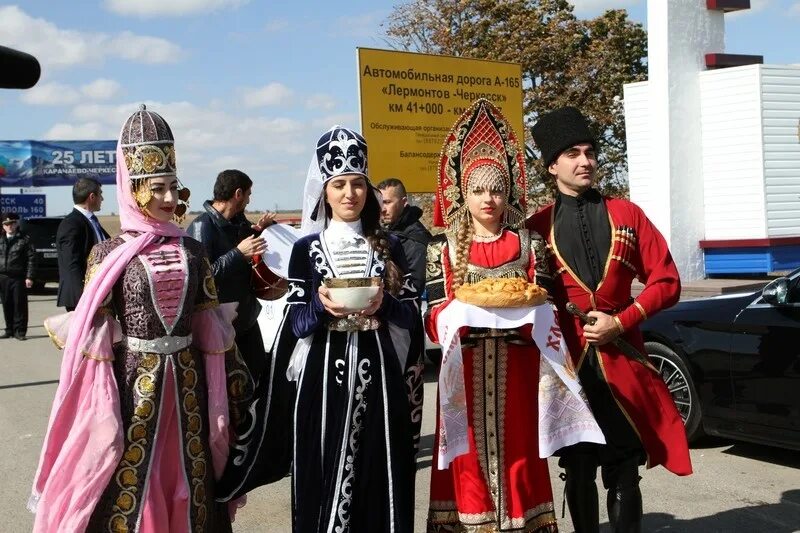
<box><xmin>451</xmin><ymin>216</ymin><xmax>473</xmax><ymax>291</ymax></box>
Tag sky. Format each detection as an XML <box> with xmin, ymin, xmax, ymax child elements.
<box><xmin>1</xmin><ymin>0</ymin><xmax>799</xmax><ymax>216</ymax></box>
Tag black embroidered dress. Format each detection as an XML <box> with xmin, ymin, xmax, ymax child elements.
<box><xmin>287</xmin><ymin>219</ymin><xmax>418</xmax><ymax>533</ymax></box>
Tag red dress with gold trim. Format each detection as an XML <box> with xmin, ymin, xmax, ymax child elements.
<box><xmin>527</xmin><ymin>198</ymin><xmax>692</xmax><ymax>476</ymax></box>
<box><xmin>425</xmin><ymin>229</ymin><xmax>558</xmax><ymax>533</ymax></box>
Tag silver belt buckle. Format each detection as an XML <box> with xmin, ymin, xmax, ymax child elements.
<box><xmin>124</xmin><ymin>333</ymin><xmax>192</xmax><ymax>354</ymax></box>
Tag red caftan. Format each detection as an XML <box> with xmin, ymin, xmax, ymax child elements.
<box><xmin>424</xmin><ymin>228</ymin><xmax>558</xmax><ymax>533</ymax></box>
<box><xmin>527</xmin><ymin>198</ymin><xmax>692</xmax><ymax>476</ymax></box>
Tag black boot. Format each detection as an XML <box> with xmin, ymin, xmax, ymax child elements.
<box><xmin>605</xmin><ymin>458</ymin><xmax>643</xmax><ymax>533</ymax></box>
<box><xmin>563</xmin><ymin>454</ymin><xmax>600</xmax><ymax>533</ymax></box>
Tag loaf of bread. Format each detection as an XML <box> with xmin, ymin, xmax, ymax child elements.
<box><xmin>455</xmin><ymin>277</ymin><xmax>549</xmax><ymax>308</ymax></box>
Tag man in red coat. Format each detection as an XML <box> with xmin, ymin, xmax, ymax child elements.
<box><xmin>527</xmin><ymin>107</ymin><xmax>692</xmax><ymax>533</ymax></box>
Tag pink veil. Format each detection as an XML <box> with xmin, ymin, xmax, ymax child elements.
<box><xmin>29</xmin><ymin>119</ymin><xmax>188</xmax><ymax>528</ymax></box>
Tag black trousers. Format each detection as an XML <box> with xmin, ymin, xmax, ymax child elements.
<box><xmin>558</xmin><ymin>346</ymin><xmax>645</xmax><ymax>533</ymax></box>
<box><xmin>0</xmin><ymin>275</ymin><xmax>28</xmax><ymax>336</ymax></box>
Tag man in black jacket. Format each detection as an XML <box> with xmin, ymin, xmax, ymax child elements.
<box><xmin>56</xmin><ymin>177</ymin><xmax>109</xmax><ymax>310</ymax></box>
<box><xmin>377</xmin><ymin>178</ymin><xmax>432</xmax><ymax>295</ymax></box>
<box><xmin>377</xmin><ymin>177</ymin><xmax>432</xmax><ymax>456</ymax></box>
<box><xmin>187</xmin><ymin>169</ymin><xmax>275</xmax><ymax>383</ymax></box>
<box><xmin>0</xmin><ymin>213</ymin><xmax>36</xmax><ymax>340</ymax></box>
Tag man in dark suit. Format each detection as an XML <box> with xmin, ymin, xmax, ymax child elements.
<box><xmin>56</xmin><ymin>177</ymin><xmax>108</xmax><ymax>310</ymax></box>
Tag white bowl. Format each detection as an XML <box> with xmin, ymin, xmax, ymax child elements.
<box><xmin>325</xmin><ymin>278</ymin><xmax>381</xmax><ymax>312</ymax></box>
<box><xmin>327</xmin><ymin>286</ymin><xmax>380</xmax><ymax>312</ymax></box>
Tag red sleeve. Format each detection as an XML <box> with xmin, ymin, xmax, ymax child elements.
<box><xmin>616</xmin><ymin>202</ymin><xmax>681</xmax><ymax>331</ymax></box>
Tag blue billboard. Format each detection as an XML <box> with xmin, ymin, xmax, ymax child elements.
<box><xmin>0</xmin><ymin>140</ymin><xmax>117</xmax><ymax>187</ymax></box>
<box><xmin>0</xmin><ymin>194</ymin><xmax>46</xmax><ymax>217</ymax></box>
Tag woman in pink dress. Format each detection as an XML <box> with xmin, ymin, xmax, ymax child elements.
<box><xmin>30</xmin><ymin>105</ymin><xmax>247</xmax><ymax>532</ymax></box>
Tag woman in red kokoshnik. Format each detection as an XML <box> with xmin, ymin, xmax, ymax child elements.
<box><xmin>527</xmin><ymin>107</ymin><xmax>692</xmax><ymax>533</ymax></box>
<box><xmin>424</xmin><ymin>99</ymin><xmax>559</xmax><ymax>532</ymax></box>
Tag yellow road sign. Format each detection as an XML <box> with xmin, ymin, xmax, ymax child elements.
<box><xmin>357</xmin><ymin>48</ymin><xmax>524</xmax><ymax>193</ymax></box>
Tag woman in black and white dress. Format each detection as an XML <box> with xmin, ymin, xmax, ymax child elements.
<box><xmin>287</xmin><ymin>126</ymin><xmax>419</xmax><ymax>532</ymax></box>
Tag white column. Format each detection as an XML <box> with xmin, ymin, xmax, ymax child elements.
<box><xmin>645</xmin><ymin>0</ymin><xmax>724</xmax><ymax>281</ymax></box>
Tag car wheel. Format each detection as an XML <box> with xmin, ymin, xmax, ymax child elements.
<box><xmin>645</xmin><ymin>341</ymin><xmax>704</xmax><ymax>443</ymax></box>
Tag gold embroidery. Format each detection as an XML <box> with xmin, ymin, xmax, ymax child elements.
<box><xmin>44</xmin><ymin>320</ymin><xmax>65</xmax><ymax>350</ymax></box>
<box><xmin>471</xmin><ymin>342</ymin><xmax>489</xmax><ymax>498</ymax></box>
<box><xmin>496</xmin><ymin>342</ymin><xmax>512</xmax><ymax>530</ymax></box>
<box><xmin>575</xmin><ymin>343</ymin><xmax>591</xmax><ymax>374</ymax></box>
<box><xmin>123</xmin><ymin>143</ymin><xmax>176</xmax><ymax>178</ymax></box>
<box><xmin>426</xmin><ymin>239</ymin><xmax>445</xmax><ymax>279</ymax></box>
<box><xmin>484</xmin><ymin>340</ymin><xmax>501</xmax><ymax>514</ymax></box>
<box><xmin>202</xmin><ymin>258</ymin><xmax>218</xmax><ymax>300</ymax></box>
<box><xmin>85</xmin><ymin>261</ymin><xmax>101</xmax><ymax>286</ymax></box>
<box><xmin>106</xmin><ymin>351</ymin><xmax>161</xmax><ymax>532</ymax></box>
<box><xmin>194</xmin><ymin>300</ymin><xmax>219</xmax><ymax>312</ymax></box>
<box><xmin>428</xmin><ymin>500</ymin><xmax>557</xmax><ymax>532</ymax></box>
<box><xmin>446</xmin><ymin>229</ymin><xmax>531</xmax><ymax>283</ymax></box>
<box><xmin>84</xmin><ymin>351</ymin><xmax>114</xmax><ymax>362</ymax></box>
<box><xmin>328</xmin><ymin>314</ymin><xmax>381</xmax><ymax>331</ymax></box>
<box><xmin>175</xmin><ymin>348</ymin><xmax>207</xmax><ymax>530</ymax></box>
<box><xmin>633</xmin><ymin>301</ymin><xmax>648</xmax><ymax>320</ymax></box>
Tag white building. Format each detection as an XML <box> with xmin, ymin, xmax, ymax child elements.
<box><xmin>623</xmin><ymin>0</ymin><xmax>800</xmax><ymax>279</ymax></box>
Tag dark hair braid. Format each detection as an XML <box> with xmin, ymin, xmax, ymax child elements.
<box><xmin>357</xmin><ymin>183</ymin><xmax>403</xmax><ymax>295</ymax></box>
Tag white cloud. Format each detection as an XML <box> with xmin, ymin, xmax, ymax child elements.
<box><xmin>329</xmin><ymin>11</ymin><xmax>388</xmax><ymax>38</ymax></box>
<box><xmin>81</xmin><ymin>79</ymin><xmax>122</xmax><ymax>100</ymax></box>
<box><xmin>787</xmin><ymin>2</ymin><xmax>800</xmax><ymax>16</ymax></box>
<box><xmin>19</xmin><ymin>78</ymin><xmax>122</xmax><ymax>106</ymax></box>
<box><xmin>20</xmin><ymin>82</ymin><xmax>81</xmax><ymax>106</ymax></box>
<box><xmin>0</xmin><ymin>6</ymin><xmax>183</xmax><ymax>71</ymax></box>
<box><xmin>305</xmin><ymin>93</ymin><xmax>337</xmax><ymax>111</ymax></box>
<box><xmin>264</xmin><ymin>18</ymin><xmax>289</xmax><ymax>33</ymax></box>
<box><xmin>39</xmin><ymin>99</ymin><xmax>361</xmax><ymax>210</ymax></box>
<box><xmin>240</xmin><ymin>83</ymin><xmax>294</xmax><ymax>108</ymax></box>
<box><xmin>42</xmin><ymin>122</ymin><xmax>110</xmax><ymax>139</ymax></box>
<box><xmin>105</xmin><ymin>0</ymin><xmax>249</xmax><ymax>17</ymax></box>
<box><xmin>311</xmin><ymin>113</ymin><xmax>359</xmax><ymax>130</ymax></box>
<box><xmin>568</xmin><ymin>0</ymin><xmax>641</xmax><ymax>16</ymax></box>
<box><xmin>107</xmin><ymin>32</ymin><xmax>184</xmax><ymax>64</ymax></box>
<box><xmin>66</xmin><ymin>100</ymin><xmax>307</xmax><ymax>153</ymax></box>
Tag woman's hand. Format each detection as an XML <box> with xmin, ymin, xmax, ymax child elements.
<box><xmin>359</xmin><ymin>284</ymin><xmax>385</xmax><ymax>317</ymax></box>
<box><xmin>318</xmin><ymin>285</ymin><xmax>351</xmax><ymax>318</ymax></box>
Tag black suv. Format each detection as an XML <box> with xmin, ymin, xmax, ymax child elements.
<box><xmin>19</xmin><ymin>216</ymin><xmax>63</xmax><ymax>290</ymax></box>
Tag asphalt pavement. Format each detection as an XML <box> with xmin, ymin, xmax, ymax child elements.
<box><xmin>1</xmin><ymin>291</ymin><xmax>798</xmax><ymax>532</ymax></box>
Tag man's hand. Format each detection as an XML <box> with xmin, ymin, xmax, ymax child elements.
<box><xmin>318</xmin><ymin>285</ymin><xmax>350</xmax><ymax>318</ymax></box>
<box><xmin>253</xmin><ymin>212</ymin><xmax>277</xmax><ymax>232</ymax></box>
<box><xmin>237</xmin><ymin>234</ymin><xmax>267</xmax><ymax>259</ymax></box>
<box><xmin>24</xmin><ymin>278</ymin><xmax>33</xmax><ymax>289</ymax></box>
<box><xmin>583</xmin><ymin>310</ymin><xmax>622</xmax><ymax>345</ymax></box>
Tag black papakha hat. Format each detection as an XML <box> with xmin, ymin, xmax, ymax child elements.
<box><xmin>531</xmin><ymin>107</ymin><xmax>596</xmax><ymax>167</ymax></box>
